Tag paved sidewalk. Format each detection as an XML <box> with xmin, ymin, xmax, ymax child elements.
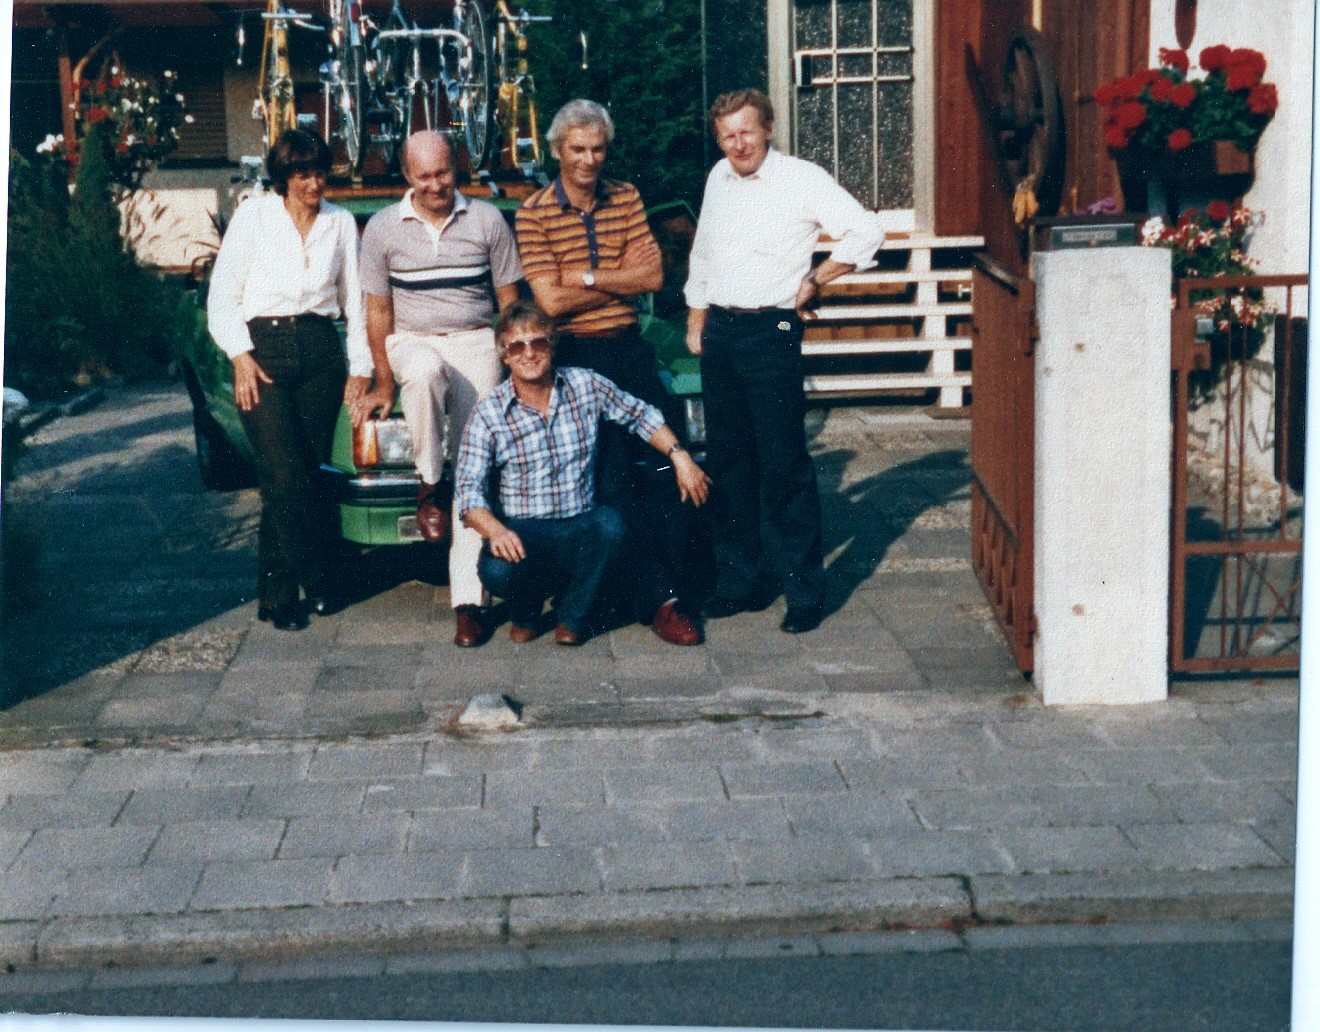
<box><xmin>0</xmin><ymin>384</ymin><xmax>1299</xmax><ymax>973</ymax></box>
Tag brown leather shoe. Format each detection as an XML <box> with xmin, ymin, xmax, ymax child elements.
<box><xmin>651</xmin><ymin>599</ymin><xmax>701</xmax><ymax>646</ymax></box>
<box><xmin>554</xmin><ymin>623</ymin><xmax>583</xmax><ymax>646</ymax></box>
<box><xmin>508</xmin><ymin>623</ymin><xmax>538</xmax><ymax>644</ymax></box>
<box><xmin>416</xmin><ymin>483</ymin><xmax>450</xmax><ymax>544</ymax></box>
<box><xmin>453</xmin><ymin>605</ymin><xmax>486</xmax><ymax>648</ymax></box>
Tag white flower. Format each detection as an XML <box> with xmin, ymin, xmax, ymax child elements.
<box><xmin>35</xmin><ymin>133</ymin><xmax>63</xmax><ymax>155</ymax></box>
<box><xmin>164</xmin><ymin>69</ymin><xmax>176</xmax><ymax>79</ymax></box>
<box><xmin>175</xmin><ymin>93</ymin><xmax>185</xmax><ymax>104</ymax></box>
<box><xmin>184</xmin><ymin>114</ymin><xmax>195</xmax><ymax>124</ymax></box>
<box><xmin>125</xmin><ymin>134</ymin><xmax>136</xmax><ymax>145</ymax></box>
<box><xmin>1140</xmin><ymin>216</ymin><xmax>1165</xmax><ymax>246</ymax></box>
<box><xmin>122</xmin><ymin>98</ymin><xmax>133</xmax><ymax>111</ymax></box>
<box><xmin>111</xmin><ymin>65</ymin><xmax>120</xmax><ymax>75</ymax></box>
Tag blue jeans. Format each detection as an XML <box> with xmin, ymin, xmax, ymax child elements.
<box><xmin>477</xmin><ymin>507</ymin><xmax>626</xmax><ymax>632</ymax></box>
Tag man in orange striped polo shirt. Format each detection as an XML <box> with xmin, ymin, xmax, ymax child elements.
<box><xmin>515</xmin><ymin>99</ymin><xmax>702</xmax><ymax>647</ymax></box>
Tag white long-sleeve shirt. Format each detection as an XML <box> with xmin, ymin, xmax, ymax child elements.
<box><xmin>207</xmin><ymin>194</ymin><xmax>371</xmax><ymax>377</ymax></box>
<box><xmin>684</xmin><ymin>148</ymin><xmax>887</xmax><ymax>311</ymax></box>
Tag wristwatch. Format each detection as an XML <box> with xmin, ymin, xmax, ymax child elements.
<box><xmin>667</xmin><ymin>442</ymin><xmax>686</xmax><ymax>456</ymax></box>
<box><xmin>582</xmin><ymin>270</ymin><xmax>597</xmax><ymax>288</ymax></box>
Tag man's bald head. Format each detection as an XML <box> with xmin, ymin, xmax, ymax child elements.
<box><xmin>401</xmin><ymin>130</ymin><xmax>458</xmax><ymax>220</ymax></box>
<box><xmin>401</xmin><ymin>130</ymin><xmax>454</xmax><ymax>178</ymax></box>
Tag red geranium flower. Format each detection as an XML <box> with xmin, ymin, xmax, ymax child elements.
<box><xmin>1200</xmin><ymin>44</ymin><xmax>1232</xmax><ymax>73</ymax></box>
<box><xmin>1115</xmin><ymin>75</ymin><xmax>1143</xmax><ymax>101</ymax></box>
<box><xmin>1103</xmin><ymin>123</ymin><xmax>1130</xmax><ymax>149</ymax></box>
<box><xmin>1248</xmin><ymin>83</ymin><xmax>1278</xmax><ymax>115</ymax></box>
<box><xmin>1207</xmin><ymin>200</ymin><xmax>1230</xmax><ymax>221</ymax></box>
<box><xmin>1178</xmin><ymin>208</ymin><xmax>1199</xmax><ymax>227</ymax></box>
<box><xmin>1226</xmin><ymin>48</ymin><xmax>1267</xmax><ymax>91</ymax></box>
<box><xmin>1114</xmin><ymin>101</ymin><xmax>1147</xmax><ymax>130</ymax></box>
<box><xmin>1159</xmin><ymin>47</ymin><xmax>1190</xmax><ymax>74</ymax></box>
<box><xmin>109</xmin><ymin>76</ymin><xmax>122</xmax><ymax>89</ymax></box>
<box><xmin>1168</xmin><ymin>128</ymin><xmax>1194</xmax><ymax>151</ymax></box>
<box><xmin>1150</xmin><ymin>76</ymin><xmax>1175</xmax><ymax>102</ymax></box>
<box><xmin>116</xmin><ymin>140</ymin><xmax>130</xmax><ymax>154</ymax></box>
<box><xmin>86</xmin><ymin>105</ymin><xmax>110</xmax><ymax>124</ymax></box>
<box><xmin>1169</xmin><ymin>83</ymin><xmax>1197</xmax><ymax>109</ymax></box>
<box><xmin>1094</xmin><ymin>82</ymin><xmax>1118</xmax><ymax>107</ymax></box>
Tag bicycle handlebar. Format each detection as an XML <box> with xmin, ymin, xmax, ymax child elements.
<box><xmin>375</xmin><ymin>27</ymin><xmax>467</xmax><ymax>42</ymax></box>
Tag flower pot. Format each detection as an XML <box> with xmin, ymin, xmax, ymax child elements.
<box><xmin>1116</xmin><ymin>141</ymin><xmax>1255</xmax><ymax>218</ymax></box>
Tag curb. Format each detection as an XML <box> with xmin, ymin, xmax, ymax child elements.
<box><xmin>0</xmin><ymin>870</ymin><xmax>1293</xmax><ymax>974</ymax></box>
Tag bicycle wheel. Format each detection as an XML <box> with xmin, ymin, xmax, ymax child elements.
<box><xmin>333</xmin><ymin>2</ymin><xmax>367</xmax><ymax>173</ymax></box>
<box><xmin>454</xmin><ymin>0</ymin><xmax>494</xmax><ymax>170</ymax></box>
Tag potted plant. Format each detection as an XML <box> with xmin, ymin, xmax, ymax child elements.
<box><xmin>1095</xmin><ymin>45</ymin><xmax>1278</xmax><ymax>213</ymax></box>
<box><xmin>1142</xmin><ymin>201</ymin><xmax>1270</xmax><ymax>402</ymax></box>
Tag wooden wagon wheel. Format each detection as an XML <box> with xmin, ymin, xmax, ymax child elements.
<box><xmin>996</xmin><ymin>27</ymin><xmax>1065</xmax><ymax>223</ymax></box>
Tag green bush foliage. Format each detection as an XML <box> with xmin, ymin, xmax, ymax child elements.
<box><xmin>524</xmin><ymin>0</ymin><xmax>707</xmax><ymax>208</ymax></box>
<box><xmin>5</xmin><ymin>125</ymin><xmax>185</xmax><ymax>398</ymax></box>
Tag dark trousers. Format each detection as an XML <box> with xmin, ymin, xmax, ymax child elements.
<box><xmin>556</xmin><ymin>325</ymin><xmax>689</xmax><ymax>621</ymax></box>
<box><xmin>477</xmin><ymin>507</ymin><xmax>626</xmax><ymax>632</ymax></box>
<box><xmin>699</xmin><ymin>306</ymin><xmax>824</xmax><ymax>609</ymax></box>
<box><xmin>238</xmin><ymin>314</ymin><xmax>346</xmax><ymax>609</ymax></box>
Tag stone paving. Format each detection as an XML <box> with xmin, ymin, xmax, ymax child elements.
<box><xmin>0</xmin><ymin>383</ymin><xmax>1300</xmax><ymax>973</ymax></box>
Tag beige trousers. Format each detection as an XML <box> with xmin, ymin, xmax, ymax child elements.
<box><xmin>385</xmin><ymin>326</ymin><xmax>503</xmax><ymax>609</ymax></box>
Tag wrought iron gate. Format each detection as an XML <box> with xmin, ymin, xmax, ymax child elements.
<box><xmin>970</xmin><ymin>256</ymin><xmax>1036</xmax><ymax>673</ymax></box>
<box><xmin>1170</xmin><ymin>274</ymin><xmax>1307</xmax><ymax>672</ymax></box>
<box><xmin>791</xmin><ymin>0</ymin><xmax>913</xmax><ymax>211</ymax></box>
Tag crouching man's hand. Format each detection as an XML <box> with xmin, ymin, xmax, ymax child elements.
<box><xmin>673</xmin><ymin>449</ymin><xmax>712</xmax><ymax>507</ymax></box>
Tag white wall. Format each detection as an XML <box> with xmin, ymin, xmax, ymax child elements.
<box><xmin>1148</xmin><ymin>0</ymin><xmax>1314</xmax><ymax>276</ymax></box>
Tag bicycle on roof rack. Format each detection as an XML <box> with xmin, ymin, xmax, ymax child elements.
<box><xmin>241</xmin><ymin>0</ymin><xmax>549</xmax><ymax>181</ymax></box>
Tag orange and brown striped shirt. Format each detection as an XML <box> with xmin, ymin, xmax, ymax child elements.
<box><xmin>515</xmin><ymin>177</ymin><xmax>654</xmax><ymax>336</ymax></box>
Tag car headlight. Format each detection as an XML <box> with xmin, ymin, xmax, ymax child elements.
<box><xmin>353</xmin><ymin>417</ymin><xmax>415</xmax><ymax>468</ymax></box>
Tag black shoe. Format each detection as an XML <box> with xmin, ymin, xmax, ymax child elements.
<box><xmin>780</xmin><ymin>604</ymin><xmax>823</xmax><ymax>634</ymax></box>
<box><xmin>257</xmin><ymin>605</ymin><xmax>275</xmax><ymax>623</ymax></box>
<box><xmin>701</xmin><ymin>586</ymin><xmax>777</xmax><ymax>620</ymax></box>
<box><xmin>269</xmin><ymin>602</ymin><xmax>308</xmax><ymax>632</ymax></box>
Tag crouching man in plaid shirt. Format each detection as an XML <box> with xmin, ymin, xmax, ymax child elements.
<box><xmin>454</xmin><ymin>302</ymin><xmax>711</xmax><ymax>646</ymax></box>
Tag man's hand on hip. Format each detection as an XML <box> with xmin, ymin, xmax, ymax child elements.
<box><xmin>795</xmin><ymin>274</ymin><xmax>822</xmax><ymax>321</ymax></box>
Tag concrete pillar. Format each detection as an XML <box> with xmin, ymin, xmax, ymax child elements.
<box><xmin>1032</xmin><ymin>247</ymin><xmax>1172</xmax><ymax>705</ymax></box>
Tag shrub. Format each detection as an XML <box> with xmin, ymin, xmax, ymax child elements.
<box><xmin>5</xmin><ymin>126</ymin><xmax>185</xmax><ymax>398</ymax></box>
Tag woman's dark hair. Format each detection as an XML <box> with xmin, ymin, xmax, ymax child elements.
<box><xmin>266</xmin><ymin>129</ymin><xmax>332</xmax><ymax>196</ymax></box>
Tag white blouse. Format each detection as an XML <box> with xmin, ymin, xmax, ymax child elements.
<box><xmin>207</xmin><ymin>193</ymin><xmax>371</xmax><ymax>377</ymax></box>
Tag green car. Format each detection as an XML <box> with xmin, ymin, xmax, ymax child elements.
<box><xmin>179</xmin><ymin>198</ymin><xmax>705</xmax><ymax>549</ymax></box>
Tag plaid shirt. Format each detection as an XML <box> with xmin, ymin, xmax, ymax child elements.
<box><xmin>455</xmin><ymin>366</ymin><xmax>665</xmax><ymax>521</ymax></box>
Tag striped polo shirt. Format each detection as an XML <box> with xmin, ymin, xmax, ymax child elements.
<box><xmin>515</xmin><ymin>177</ymin><xmax>654</xmax><ymax>336</ymax></box>
<box><xmin>361</xmin><ymin>190</ymin><xmax>523</xmax><ymax>334</ymax></box>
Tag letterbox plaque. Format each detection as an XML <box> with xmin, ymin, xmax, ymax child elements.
<box><xmin>1033</xmin><ymin>215</ymin><xmax>1146</xmax><ymax>252</ymax></box>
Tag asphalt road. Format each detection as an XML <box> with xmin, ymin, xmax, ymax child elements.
<box><xmin>1</xmin><ymin>924</ymin><xmax>1292</xmax><ymax>1031</ymax></box>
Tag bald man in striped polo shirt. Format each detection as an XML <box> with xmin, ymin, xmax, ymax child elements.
<box><xmin>515</xmin><ymin>99</ymin><xmax>702</xmax><ymax>647</ymax></box>
<box><xmin>355</xmin><ymin>130</ymin><xmax>523</xmax><ymax>648</ymax></box>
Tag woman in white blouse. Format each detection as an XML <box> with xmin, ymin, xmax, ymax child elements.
<box><xmin>207</xmin><ymin>130</ymin><xmax>371</xmax><ymax>631</ymax></box>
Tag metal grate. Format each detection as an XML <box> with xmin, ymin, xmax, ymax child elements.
<box><xmin>1170</xmin><ymin>274</ymin><xmax>1307</xmax><ymax>673</ymax></box>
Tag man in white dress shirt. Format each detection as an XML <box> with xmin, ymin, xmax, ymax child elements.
<box><xmin>684</xmin><ymin>89</ymin><xmax>887</xmax><ymax>633</ymax></box>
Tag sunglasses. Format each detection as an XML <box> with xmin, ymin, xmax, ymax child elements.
<box><xmin>505</xmin><ymin>337</ymin><xmax>552</xmax><ymax>356</ymax></box>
